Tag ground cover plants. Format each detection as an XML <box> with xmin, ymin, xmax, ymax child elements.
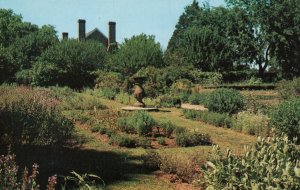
<box><xmin>200</xmin><ymin>134</ymin><xmax>300</xmax><ymax>189</ymax></box>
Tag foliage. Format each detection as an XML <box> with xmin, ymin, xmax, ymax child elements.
<box><xmin>94</xmin><ymin>70</ymin><xmax>123</xmax><ymax>92</ymax></box>
<box><xmin>207</xmin><ymin>88</ymin><xmax>244</xmax><ymax>114</ymax></box>
<box><xmin>4</xmin><ymin>25</ymin><xmax>58</xmax><ymax>83</ymax></box>
<box><xmin>116</xmin><ymin>111</ymin><xmax>156</xmax><ymax>136</ymax></box>
<box><xmin>0</xmin><ymin>154</ymin><xmax>57</xmax><ymax>190</ymax></box>
<box><xmin>157</xmin><ymin>94</ymin><xmax>181</xmax><ymax>108</ymax></box>
<box><xmin>109</xmin><ymin>134</ymin><xmax>136</xmax><ymax>148</ymax></box>
<box><xmin>61</xmin><ymin>93</ymin><xmax>107</xmax><ymax>110</ymax></box>
<box><xmin>277</xmin><ymin>77</ymin><xmax>300</xmax><ymax>100</ymax></box>
<box><xmin>116</xmin><ymin>117</ymin><xmax>135</xmax><ymax>134</ymax></box>
<box><xmin>189</xmin><ymin>70</ymin><xmax>223</xmax><ymax>85</ymax></box>
<box><xmin>176</xmin><ymin>130</ymin><xmax>211</xmax><ymax>147</ymax></box>
<box><xmin>0</xmin><ymin>86</ymin><xmax>74</xmax><ymax>146</ymax></box>
<box><xmin>128</xmin><ymin>111</ymin><xmax>156</xmax><ymax>136</ymax></box>
<box><xmin>270</xmin><ymin>98</ymin><xmax>300</xmax><ymax>143</ymax></box>
<box><xmin>182</xmin><ymin>109</ymin><xmax>232</xmax><ymax>128</ymax></box>
<box><xmin>226</xmin><ymin>0</ymin><xmax>300</xmax><ymax>78</ymax></box>
<box><xmin>31</xmin><ymin>40</ymin><xmax>108</xmax><ymax>89</ymax></box>
<box><xmin>157</xmin><ymin>137</ymin><xmax>166</xmax><ymax>145</ymax></box>
<box><xmin>232</xmin><ymin>111</ymin><xmax>270</xmax><ymax>136</ymax></box>
<box><xmin>170</xmin><ymin>79</ymin><xmax>193</xmax><ymax>95</ymax></box>
<box><xmin>97</xmin><ymin>88</ymin><xmax>117</xmax><ymax>100</ymax></box>
<box><xmin>62</xmin><ymin>171</ymin><xmax>104</xmax><ymax>190</ymax></box>
<box><xmin>200</xmin><ymin>135</ymin><xmax>300</xmax><ymax>189</ymax></box>
<box><xmin>159</xmin><ymin>120</ymin><xmax>176</xmax><ymax>138</ymax></box>
<box><xmin>188</xmin><ymin>92</ymin><xmax>210</xmax><ymax>106</ymax></box>
<box><xmin>137</xmin><ymin>137</ymin><xmax>151</xmax><ymax>149</ymax></box>
<box><xmin>111</xmin><ymin>34</ymin><xmax>164</xmax><ymax>76</ymax></box>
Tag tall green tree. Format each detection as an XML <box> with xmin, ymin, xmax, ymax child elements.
<box><xmin>31</xmin><ymin>40</ymin><xmax>108</xmax><ymax>88</ymax></box>
<box><xmin>226</xmin><ymin>0</ymin><xmax>300</xmax><ymax>77</ymax></box>
<box><xmin>111</xmin><ymin>34</ymin><xmax>164</xmax><ymax>76</ymax></box>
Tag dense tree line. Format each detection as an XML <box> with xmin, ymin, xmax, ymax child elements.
<box><xmin>0</xmin><ymin>0</ymin><xmax>299</xmax><ymax>89</ymax></box>
<box><xmin>167</xmin><ymin>0</ymin><xmax>300</xmax><ymax>78</ymax></box>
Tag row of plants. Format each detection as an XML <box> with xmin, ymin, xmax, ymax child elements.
<box><xmin>85</xmin><ymin>110</ymin><xmax>212</xmax><ymax>148</ymax></box>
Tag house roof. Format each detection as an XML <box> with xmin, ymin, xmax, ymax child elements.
<box><xmin>86</xmin><ymin>28</ymin><xmax>108</xmax><ymax>40</ymax></box>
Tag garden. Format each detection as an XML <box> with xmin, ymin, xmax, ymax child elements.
<box><xmin>1</xmin><ymin>0</ymin><xmax>300</xmax><ymax>189</ymax></box>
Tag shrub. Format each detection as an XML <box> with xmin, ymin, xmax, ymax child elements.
<box><xmin>128</xmin><ymin>111</ymin><xmax>156</xmax><ymax>136</ymax></box>
<box><xmin>94</xmin><ymin>71</ymin><xmax>123</xmax><ymax>92</ymax></box>
<box><xmin>157</xmin><ymin>94</ymin><xmax>181</xmax><ymax>108</ymax></box>
<box><xmin>109</xmin><ymin>134</ymin><xmax>136</xmax><ymax>148</ymax></box>
<box><xmin>137</xmin><ymin>137</ymin><xmax>151</xmax><ymax>148</ymax></box>
<box><xmin>189</xmin><ymin>70</ymin><xmax>223</xmax><ymax>85</ymax></box>
<box><xmin>0</xmin><ymin>154</ymin><xmax>56</xmax><ymax>189</ymax></box>
<box><xmin>270</xmin><ymin>98</ymin><xmax>300</xmax><ymax>143</ymax></box>
<box><xmin>233</xmin><ymin>111</ymin><xmax>270</xmax><ymax>136</ymax></box>
<box><xmin>188</xmin><ymin>92</ymin><xmax>210</xmax><ymax>106</ymax></box>
<box><xmin>159</xmin><ymin>120</ymin><xmax>176</xmax><ymax>138</ymax></box>
<box><xmin>90</xmin><ymin>123</ymin><xmax>106</xmax><ymax>134</ymax></box>
<box><xmin>200</xmin><ymin>135</ymin><xmax>300</xmax><ymax>189</ymax></box>
<box><xmin>115</xmin><ymin>92</ymin><xmax>134</xmax><ymax>105</ymax></box>
<box><xmin>153</xmin><ymin>151</ymin><xmax>205</xmax><ymax>183</ymax></box>
<box><xmin>170</xmin><ymin>79</ymin><xmax>193</xmax><ymax>95</ymax></box>
<box><xmin>116</xmin><ymin>117</ymin><xmax>136</xmax><ymax>133</ymax></box>
<box><xmin>61</xmin><ymin>93</ymin><xmax>107</xmax><ymax>110</ymax></box>
<box><xmin>106</xmin><ymin>129</ymin><xmax>116</xmax><ymax>138</ymax></box>
<box><xmin>31</xmin><ymin>40</ymin><xmax>108</xmax><ymax>89</ymax></box>
<box><xmin>0</xmin><ymin>86</ymin><xmax>74</xmax><ymax>146</ymax></box>
<box><xmin>179</xmin><ymin>92</ymin><xmax>190</xmax><ymax>103</ymax></box>
<box><xmin>97</xmin><ymin>88</ymin><xmax>117</xmax><ymax>100</ymax></box>
<box><xmin>176</xmin><ymin>131</ymin><xmax>211</xmax><ymax>147</ymax></box>
<box><xmin>277</xmin><ymin>77</ymin><xmax>300</xmax><ymax>100</ymax></box>
<box><xmin>182</xmin><ymin>109</ymin><xmax>232</xmax><ymax>128</ymax></box>
<box><xmin>206</xmin><ymin>88</ymin><xmax>244</xmax><ymax>114</ymax></box>
<box><xmin>157</xmin><ymin>137</ymin><xmax>166</xmax><ymax>145</ymax></box>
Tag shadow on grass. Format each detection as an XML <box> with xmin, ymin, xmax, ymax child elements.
<box><xmin>1</xmin><ymin>145</ymin><xmax>149</xmax><ymax>189</ymax></box>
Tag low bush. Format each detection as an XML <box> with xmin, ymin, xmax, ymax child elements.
<box><xmin>97</xmin><ymin>88</ymin><xmax>116</xmax><ymax>100</ymax></box>
<box><xmin>157</xmin><ymin>94</ymin><xmax>181</xmax><ymax>108</ymax></box>
<box><xmin>176</xmin><ymin>131</ymin><xmax>211</xmax><ymax>147</ymax></box>
<box><xmin>0</xmin><ymin>86</ymin><xmax>74</xmax><ymax>146</ymax></box>
<box><xmin>116</xmin><ymin>117</ymin><xmax>136</xmax><ymax>133</ymax></box>
<box><xmin>232</xmin><ymin>111</ymin><xmax>270</xmax><ymax>136</ymax></box>
<box><xmin>179</xmin><ymin>92</ymin><xmax>190</xmax><ymax>103</ymax></box>
<box><xmin>189</xmin><ymin>70</ymin><xmax>223</xmax><ymax>85</ymax></box>
<box><xmin>129</xmin><ymin>111</ymin><xmax>156</xmax><ymax>136</ymax></box>
<box><xmin>94</xmin><ymin>70</ymin><xmax>123</xmax><ymax>92</ymax></box>
<box><xmin>159</xmin><ymin>120</ymin><xmax>176</xmax><ymax>138</ymax></box>
<box><xmin>277</xmin><ymin>77</ymin><xmax>300</xmax><ymax>100</ymax></box>
<box><xmin>157</xmin><ymin>137</ymin><xmax>166</xmax><ymax>145</ymax></box>
<box><xmin>206</xmin><ymin>88</ymin><xmax>244</xmax><ymax>114</ymax></box>
<box><xmin>188</xmin><ymin>92</ymin><xmax>210</xmax><ymax>106</ymax></box>
<box><xmin>61</xmin><ymin>93</ymin><xmax>107</xmax><ymax>110</ymax></box>
<box><xmin>137</xmin><ymin>137</ymin><xmax>151</xmax><ymax>148</ymax></box>
<box><xmin>115</xmin><ymin>92</ymin><xmax>134</xmax><ymax>105</ymax></box>
<box><xmin>90</xmin><ymin>123</ymin><xmax>106</xmax><ymax>134</ymax></box>
<box><xmin>109</xmin><ymin>134</ymin><xmax>136</xmax><ymax>148</ymax></box>
<box><xmin>147</xmin><ymin>150</ymin><xmax>205</xmax><ymax>183</ymax></box>
<box><xmin>270</xmin><ymin>98</ymin><xmax>300</xmax><ymax>143</ymax></box>
<box><xmin>200</xmin><ymin>135</ymin><xmax>300</xmax><ymax>189</ymax></box>
<box><xmin>0</xmin><ymin>154</ymin><xmax>56</xmax><ymax>189</ymax></box>
<box><xmin>182</xmin><ymin>109</ymin><xmax>232</xmax><ymax>128</ymax></box>
<box><xmin>170</xmin><ymin>79</ymin><xmax>193</xmax><ymax>95</ymax></box>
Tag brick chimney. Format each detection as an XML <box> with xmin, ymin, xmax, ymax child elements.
<box><xmin>62</xmin><ymin>32</ymin><xmax>68</xmax><ymax>40</ymax></box>
<box><xmin>78</xmin><ymin>19</ymin><xmax>86</xmax><ymax>41</ymax></box>
<box><xmin>108</xmin><ymin>21</ymin><xmax>116</xmax><ymax>45</ymax></box>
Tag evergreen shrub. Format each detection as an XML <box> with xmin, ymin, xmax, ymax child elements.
<box><xmin>206</xmin><ymin>88</ymin><xmax>244</xmax><ymax>114</ymax></box>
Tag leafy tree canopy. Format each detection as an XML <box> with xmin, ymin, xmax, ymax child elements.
<box><xmin>111</xmin><ymin>34</ymin><xmax>164</xmax><ymax>76</ymax></box>
<box><xmin>31</xmin><ymin>40</ymin><xmax>108</xmax><ymax>89</ymax></box>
